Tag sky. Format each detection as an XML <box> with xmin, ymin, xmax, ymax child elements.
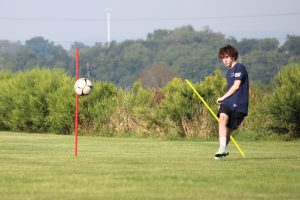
<box><xmin>0</xmin><ymin>0</ymin><xmax>300</xmax><ymax>49</ymax></box>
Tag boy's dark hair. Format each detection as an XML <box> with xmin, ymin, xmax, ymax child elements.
<box><xmin>218</xmin><ymin>45</ymin><xmax>239</xmax><ymax>60</ymax></box>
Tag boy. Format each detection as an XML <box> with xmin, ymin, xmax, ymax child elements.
<box><xmin>215</xmin><ymin>45</ymin><xmax>249</xmax><ymax>159</ymax></box>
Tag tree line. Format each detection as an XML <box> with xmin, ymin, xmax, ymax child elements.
<box><xmin>1</xmin><ymin>25</ymin><xmax>300</xmax><ymax>86</ymax></box>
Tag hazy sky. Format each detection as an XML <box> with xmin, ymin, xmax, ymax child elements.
<box><xmin>1</xmin><ymin>0</ymin><xmax>299</xmax><ymax>48</ymax></box>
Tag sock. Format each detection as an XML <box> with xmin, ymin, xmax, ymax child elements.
<box><xmin>219</xmin><ymin>136</ymin><xmax>227</xmax><ymax>152</ymax></box>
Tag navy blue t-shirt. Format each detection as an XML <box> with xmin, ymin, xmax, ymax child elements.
<box><xmin>222</xmin><ymin>63</ymin><xmax>249</xmax><ymax>115</ymax></box>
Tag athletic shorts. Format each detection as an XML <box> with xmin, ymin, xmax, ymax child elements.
<box><xmin>217</xmin><ymin>104</ymin><xmax>246</xmax><ymax>129</ymax></box>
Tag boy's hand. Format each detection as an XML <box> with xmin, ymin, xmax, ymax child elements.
<box><xmin>216</xmin><ymin>97</ymin><xmax>224</xmax><ymax>104</ymax></box>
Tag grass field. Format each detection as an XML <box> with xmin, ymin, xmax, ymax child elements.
<box><xmin>0</xmin><ymin>132</ymin><xmax>299</xmax><ymax>200</ymax></box>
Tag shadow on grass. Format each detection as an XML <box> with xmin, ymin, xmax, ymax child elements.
<box><xmin>228</xmin><ymin>156</ymin><xmax>298</xmax><ymax>161</ymax></box>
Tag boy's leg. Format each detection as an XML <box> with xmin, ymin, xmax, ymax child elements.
<box><xmin>215</xmin><ymin>113</ymin><xmax>230</xmax><ymax>158</ymax></box>
<box><xmin>219</xmin><ymin>113</ymin><xmax>229</xmax><ymax>138</ymax></box>
<box><xmin>226</xmin><ymin>113</ymin><xmax>245</xmax><ymax>145</ymax></box>
<box><xmin>226</xmin><ymin>128</ymin><xmax>233</xmax><ymax>145</ymax></box>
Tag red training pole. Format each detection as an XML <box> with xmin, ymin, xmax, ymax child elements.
<box><xmin>74</xmin><ymin>48</ymin><xmax>79</xmax><ymax>157</ymax></box>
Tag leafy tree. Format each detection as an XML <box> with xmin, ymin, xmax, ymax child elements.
<box><xmin>282</xmin><ymin>35</ymin><xmax>300</xmax><ymax>56</ymax></box>
<box><xmin>119</xmin><ymin>42</ymin><xmax>151</xmax><ymax>78</ymax></box>
<box><xmin>69</xmin><ymin>42</ymin><xmax>89</xmax><ymax>52</ymax></box>
<box><xmin>254</xmin><ymin>38</ymin><xmax>279</xmax><ymax>51</ymax></box>
<box><xmin>14</xmin><ymin>37</ymin><xmax>70</xmax><ymax>71</ymax></box>
<box><xmin>0</xmin><ymin>40</ymin><xmax>23</xmax><ymax>54</ymax></box>
<box><xmin>243</xmin><ymin>50</ymin><xmax>286</xmax><ymax>83</ymax></box>
<box><xmin>236</xmin><ymin>38</ymin><xmax>259</xmax><ymax>55</ymax></box>
<box><xmin>147</xmin><ymin>29</ymin><xmax>170</xmax><ymax>41</ymax></box>
<box><xmin>25</xmin><ymin>37</ymin><xmax>54</xmax><ymax>54</ymax></box>
<box><xmin>138</xmin><ymin>62</ymin><xmax>179</xmax><ymax>88</ymax></box>
<box><xmin>0</xmin><ymin>40</ymin><xmax>23</xmax><ymax>71</ymax></box>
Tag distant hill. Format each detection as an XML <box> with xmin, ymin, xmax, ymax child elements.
<box><xmin>1</xmin><ymin>26</ymin><xmax>299</xmax><ymax>86</ymax></box>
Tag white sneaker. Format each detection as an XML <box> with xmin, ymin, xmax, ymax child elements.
<box><xmin>215</xmin><ymin>156</ymin><xmax>222</xmax><ymax>160</ymax></box>
<box><xmin>214</xmin><ymin>150</ymin><xmax>229</xmax><ymax>158</ymax></box>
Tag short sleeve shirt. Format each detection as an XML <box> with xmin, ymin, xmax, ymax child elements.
<box><xmin>221</xmin><ymin>63</ymin><xmax>249</xmax><ymax>115</ymax></box>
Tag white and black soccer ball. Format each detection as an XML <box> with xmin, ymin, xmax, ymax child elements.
<box><xmin>74</xmin><ymin>78</ymin><xmax>93</xmax><ymax>96</ymax></box>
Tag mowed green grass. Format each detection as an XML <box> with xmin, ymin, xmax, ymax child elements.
<box><xmin>0</xmin><ymin>132</ymin><xmax>299</xmax><ymax>200</ymax></box>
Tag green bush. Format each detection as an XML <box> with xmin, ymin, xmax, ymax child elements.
<box><xmin>88</xmin><ymin>82</ymin><xmax>119</xmax><ymax>135</ymax></box>
<box><xmin>198</xmin><ymin>68</ymin><xmax>226</xmax><ymax>106</ymax></box>
<box><xmin>0</xmin><ymin>71</ymin><xmax>13</xmax><ymax>130</ymax></box>
<box><xmin>242</xmin><ymin>84</ymin><xmax>270</xmax><ymax>133</ymax></box>
<box><xmin>0</xmin><ymin>68</ymin><xmax>74</xmax><ymax>133</ymax></box>
<box><xmin>156</xmin><ymin>70</ymin><xmax>226</xmax><ymax>138</ymax></box>
<box><xmin>45</xmin><ymin>72</ymin><xmax>74</xmax><ymax>134</ymax></box>
<box><xmin>265</xmin><ymin>64</ymin><xmax>300</xmax><ymax>136</ymax></box>
<box><xmin>160</xmin><ymin>77</ymin><xmax>195</xmax><ymax>122</ymax></box>
<box><xmin>1</xmin><ymin>66</ymin><xmax>298</xmax><ymax>139</ymax></box>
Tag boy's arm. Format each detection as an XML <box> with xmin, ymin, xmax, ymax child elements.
<box><xmin>217</xmin><ymin>80</ymin><xmax>241</xmax><ymax>104</ymax></box>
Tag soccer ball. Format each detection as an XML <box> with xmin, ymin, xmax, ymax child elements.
<box><xmin>74</xmin><ymin>78</ymin><xmax>92</xmax><ymax>96</ymax></box>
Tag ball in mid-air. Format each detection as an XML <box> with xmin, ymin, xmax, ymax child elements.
<box><xmin>74</xmin><ymin>78</ymin><xmax>92</xmax><ymax>96</ymax></box>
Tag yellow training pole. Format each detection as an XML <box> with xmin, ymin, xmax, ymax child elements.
<box><xmin>185</xmin><ymin>79</ymin><xmax>245</xmax><ymax>157</ymax></box>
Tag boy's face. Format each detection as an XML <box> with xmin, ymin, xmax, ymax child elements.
<box><xmin>221</xmin><ymin>54</ymin><xmax>235</xmax><ymax>68</ymax></box>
